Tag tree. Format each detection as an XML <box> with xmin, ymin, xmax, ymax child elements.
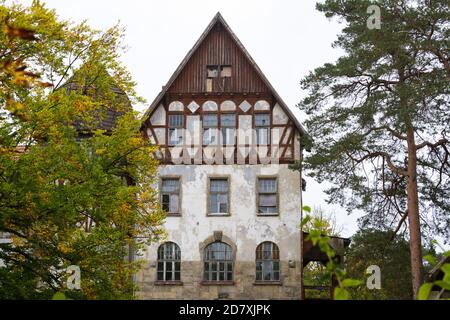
<box><xmin>0</xmin><ymin>1</ymin><xmax>165</xmax><ymax>299</ymax></box>
<box><xmin>346</xmin><ymin>229</ymin><xmax>414</xmax><ymax>299</ymax></box>
<box><xmin>298</xmin><ymin>0</ymin><xmax>449</xmax><ymax>298</ymax></box>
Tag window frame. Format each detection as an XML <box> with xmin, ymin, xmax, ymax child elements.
<box><xmin>202</xmin><ymin>113</ymin><xmax>219</xmax><ymax>146</ymax></box>
<box><xmin>160</xmin><ymin>176</ymin><xmax>182</xmax><ymax>216</ymax></box>
<box><xmin>254</xmin><ymin>113</ymin><xmax>271</xmax><ymax>145</ymax></box>
<box><xmin>255</xmin><ymin>242</ymin><xmax>280</xmax><ymax>283</ymax></box>
<box><xmin>207</xmin><ymin>176</ymin><xmax>231</xmax><ymax>216</ymax></box>
<box><xmin>203</xmin><ymin>242</ymin><xmax>234</xmax><ymax>283</ymax></box>
<box><xmin>220</xmin><ymin>112</ymin><xmax>236</xmax><ymax>146</ymax></box>
<box><xmin>156</xmin><ymin>242</ymin><xmax>181</xmax><ymax>284</ymax></box>
<box><xmin>256</xmin><ymin>176</ymin><xmax>279</xmax><ymax>216</ymax></box>
<box><xmin>167</xmin><ymin>113</ymin><xmax>184</xmax><ymax>146</ymax></box>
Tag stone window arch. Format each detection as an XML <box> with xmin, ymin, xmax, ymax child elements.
<box><xmin>256</xmin><ymin>241</ymin><xmax>280</xmax><ymax>281</ymax></box>
<box><xmin>157</xmin><ymin>242</ymin><xmax>181</xmax><ymax>281</ymax></box>
<box><xmin>203</xmin><ymin>242</ymin><xmax>233</xmax><ymax>281</ymax></box>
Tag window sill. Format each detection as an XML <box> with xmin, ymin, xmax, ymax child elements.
<box><xmin>201</xmin><ymin>281</ymin><xmax>235</xmax><ymax>286</ymax></box>
<box><xmin>253</xmin><ymin>281</ymin><xmax>282</xmax><ymax>286</ymax></box>
<box><xmin>166</xmin><ymin>213</ymin><xmax>181</xmax><ymax>217</ymax></box>
<box><xmin>207</xmin><ymin>213</ymin><xmax>231</xmax><ymax>217</ymax></box>
<box><xmin>257</xmin><ymin>213</ymin><xmax>279</xmax><ymax>217</ymax></box>
<box><xmin>154</xmin><ymin>281</ymin><xmax>183</xmax><ymax>286</ymax></box>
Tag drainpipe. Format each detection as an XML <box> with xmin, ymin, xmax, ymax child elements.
<box><xmin>299</xmin><ymin>146</ymin><xmax>304</xmax><ymax>300</ymax></box>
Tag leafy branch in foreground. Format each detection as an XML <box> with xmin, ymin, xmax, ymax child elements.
<box><xmin>301</xmin><ymin>205</ymin><xmax>362</xmax><ymax>300</ymax></box>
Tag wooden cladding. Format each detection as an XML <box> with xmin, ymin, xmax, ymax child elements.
<box><xmin>168</xmin><ymin>23</ymin><xmax>270</xmax><ymax>94</ymax></box>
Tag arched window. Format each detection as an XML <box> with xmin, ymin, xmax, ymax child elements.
<box><xmin>157</xmin><ymin>242</ymin><xmax>181</xmax><ymax>281</ymax></box>
<box><xmin>256</xmin><ymin>242</ymin><xmax>280</xmax><ymax>281</ymax></box>
<box><xmin>204</xmin><ymin>242</ymin><xmax>233</xmax><ymax>281</ymax></box>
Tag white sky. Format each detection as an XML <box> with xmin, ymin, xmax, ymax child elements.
<box><xmin>20</xmin><ymin>0</ymin><xmax>363</xmax><ymax>237</ymax></box>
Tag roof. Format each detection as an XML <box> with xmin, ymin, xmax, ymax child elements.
<box><xmin>142</xmin><ymin>12</ymin><xmax>307</xmax><ymax>136</ymax></box>
<box><xmin>62</xmin><ymin>69</ymin><xmax>131</xmax><ymax>133</ymax></box>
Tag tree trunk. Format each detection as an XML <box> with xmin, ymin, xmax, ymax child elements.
<box><xmin>406</xmin><ymin>126</ymin><xmax>424</xmax><ymax>299</ymax></box>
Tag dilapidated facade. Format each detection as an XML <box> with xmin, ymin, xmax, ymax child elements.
<box><xmin>138</xmin><ymin>12</ymin><xmax>307</xmax><ymax>300</ymax></box>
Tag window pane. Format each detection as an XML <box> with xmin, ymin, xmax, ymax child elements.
<box><xmin>207</xmin><ymin>66</ymin><xmax>219</xmax><ymax>78</ymax></box>
<box><xmin>222</xmin><ymin>128</ymin><xmax>235</xmax><ymax>145</ymax></box>
<box><xmin>210</xmin><ymin>179</ymin><xmax>228</xmax><ymax>192</ymax></box>
<box><xmin>175</xmin><ymin>272</ymin><xmax>180</xmax><ymax>281</ymax></box>
<box><xmin>168</xmin><ymin>114</ymin><xmax>183</xmax><ymax>127</ymax></box>
<box><xmin>259</xmin><ymin>179</ymin><xmax>276</xmax><ymax>193</ymax></box>
<box><xmin>157</xmin><ymin>272</ymin><xmax>164</xmax><ymax>281</ymax></box>
<box><xmin>162</xmin><ymin>179</ymin><xmax>180</xmax><ymax>192</ymax></box>
<box><xmin>169</xmin><ymin>128</ymin><xmax>183</xmax><ymax>145</ymax></box>
<box><xmin>203</xmin><ymin>128</ymin><xmax>218</xmax><ymax>145</ymax></box>
<box><xmin>259</xmin><ymin>194</ymin><xmax>276</xmax><ymax>207</ymax></box>
<box><xmin>203</xmin><ymin>114</ymin><xmax>218</xmax><ymax>127</ymax></box>
<box><xmin>221</xmin><ymin>114</ymin><xmax>235</xmax><ymax>127</ymax></box>
<box><xmin>255</xmin><ymin>114</ymin><xmax>270</xmax><ymax>126</ymax></box>
<box><xmin>256</xmin><ymin>128</ymin><xmax>269</xmax><ymax>144</ymax></box>
<box><xmin>169</xmin><ymin>194</ymin><xmax>179</xmax><ymax>213</ymax></box>
<box><xmin>220</xmin><ymin>66</ymin><xmax>232</xmax><ymax>77</ymax></box>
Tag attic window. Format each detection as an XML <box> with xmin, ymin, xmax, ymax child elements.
<box><xmin>207</xmin><ymin>65</ymin><xmax>219</xmax><ymax>78</ymax></box>
<box><xmin>220</xmin><ymin>66</ymin><xmax>232</xmax><ymax>78</ymax></box>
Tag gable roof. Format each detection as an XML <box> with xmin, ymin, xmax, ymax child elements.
<box><xmin>142</xmin><ymin>12</ymin><xmax>307</xmax><ymax>136</ymax></box>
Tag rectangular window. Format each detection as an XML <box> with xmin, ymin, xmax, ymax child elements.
<box><xmin>258</xmin><ymin>178</ymin><xmax>277</xmax><ymax>214</ymax></box>
<box><xmin>220</xmin><ymin>66</ymin><xmax>232</xmax><ymax>78</ymax></box>
<box><xmin>208</xmin><ymin>178</ymin><xmax>229</xmax><ymax>215</ymax></box>
<box><xmin>221</xmin><ymin>114</ymin><xmax>236</xmax><ymax>145</ymax></box>
<box><xmin>161</xmin><ymin>178</ymin><xmax>180</xmax><ymax>214</ymax></box>
<box><xmin>255</xmin><ymin>114</ymin><xmax>270</xmax><ymax>145</ymax></box>
<box><xmin>168</xmin><ymin>114</ymin><xmax>184</xmax><ymax>145</ymax></box>
<box><xmin>207</xmin><ymin>65</ymin><xmax>219</xmax><ymax>78</ymax></box>
<box><xmin>203</xmin><ymin>114</ymin><xmax>218</xmax><ymax>145</ymax></box>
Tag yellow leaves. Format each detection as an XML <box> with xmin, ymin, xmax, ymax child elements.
<box><xmin>95</xmin><ymin>148</ymin><xmax>106</xmax><ymax>155</ymax></box>
<box><xmin>3</xmin><ymin>23</ymin><xmax>38</xmax><ymax>41</ymax></box>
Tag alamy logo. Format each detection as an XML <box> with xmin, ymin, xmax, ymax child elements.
<box><xmin>66</xmin><ymin>265</ymin><xmax>81</xmax><ymax>290</ymax></box>
<box><xmin>367</xmin><ymin>5</ymin><xmax>381</xmax><ymax>30</ymax></box>
<box><xmin>366</xmin><ymin>265</ymin><xmax>381</xmax><ymax>289</ymax></box>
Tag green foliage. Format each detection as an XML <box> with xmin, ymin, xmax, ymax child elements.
<box><xmin>301</xmin><ymin>206</ymin><xmax>362</xmax><ymax>300</ymax></box>
<box><xmin>297</xmin><ymin>0</ymin><xmax>450</xmax><ymax>241</ymax></box>
<box><xmin>345</xmin><ymin>229</ymin><xmax>414</xmax><ymax>299</ymax></box>
<box><xmin>0</xmin><ymin>1</ymin><xmax>165</xmax><ymax>299</ymax></box>
<box><xmin>418</xmin><ymin>251</ymin><xmax>450</xmax><ymax>300</ymax></box>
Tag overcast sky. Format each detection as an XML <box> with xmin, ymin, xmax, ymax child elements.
<box><xmin>21</xmin><ymin>0</ymin><xmax>363</xmax><ymax>237</ymax></box>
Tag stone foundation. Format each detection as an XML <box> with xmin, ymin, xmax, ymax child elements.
<box><xmin>136</xmin><ymin>260</ymin><xmax>301</xmax><ymax>300</ymax></box>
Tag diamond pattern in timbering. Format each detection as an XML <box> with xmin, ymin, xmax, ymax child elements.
<box><xmin>239</xmin><ymin>100</ymin><xmax>252</xmax><ymax>113</ymax></box>
<box><xmin>187</xmin><ymin>101</ymin><xmax>200</xmax><ymax>113</ymax></box>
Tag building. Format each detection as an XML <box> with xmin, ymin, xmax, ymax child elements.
<box><xmin>138</xmin><ymin>12</ymin><xmax>307</xmax><ymax>299</ymax></box>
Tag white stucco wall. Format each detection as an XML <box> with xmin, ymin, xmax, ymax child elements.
<box><xmin>143</xmin><ymin>164</ymin><xmax>302</xmax><ymax>263</ymax></box>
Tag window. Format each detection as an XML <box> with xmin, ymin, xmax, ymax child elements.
<box><xmin>207</xmin><ymin>65</ymin><xmax>219</xmax><ymax>78</ymax></box>
<box><xmin>255</xmin><ymin>114</ymin><xmax>270</xmax><ymax>145</ymax></box>
<box><xmin>204</xmin><ymin>242</ymin><xmax>233</xmax><ymax>281</ymax></box>
<box><xmin>168</xmin><ymin>114</ymin><xmax>183</xmax><ymax>145</ymax></box>
<box><xmin>221</xmin><ymin>114</ymin><xmax>236</xmax><ymax>145</ymax></box>
<box><xmin>220</xmin><ymin>66</ymin><xmax>232</xmax><ymax>78</ymax></box>
<box><xmin>256</xmin><ymin>242</ymin><xmax>280</xmax><ymax>281</ymax></box>
<box><xmin>161</xmin><ymin>178</ymin><xmax>180</xmax><ymax>214</ymax></box>
<box><xmin>203</xmin><ymin>114</ymin><xmax>218</xmax><ymax>145</ymax></box>
<box><xmin>258</xmin><ymin>178</ymin><xmax>277</xmax><ymax>214</ymax></box>
<box><xmin>208</xmin><ymin>178</ymin><xmax>229</xmax><ymax>215</ymax></box>
<box><xmin>157</xmin><ymin>242</ymin><xmax>181</xmax><ymax>282</ymax></box>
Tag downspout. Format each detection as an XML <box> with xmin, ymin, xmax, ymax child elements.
<box><xmin>299</xmin><ymin>146</ymin><xmax>304</xmax><ymax>300</ymax></box>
